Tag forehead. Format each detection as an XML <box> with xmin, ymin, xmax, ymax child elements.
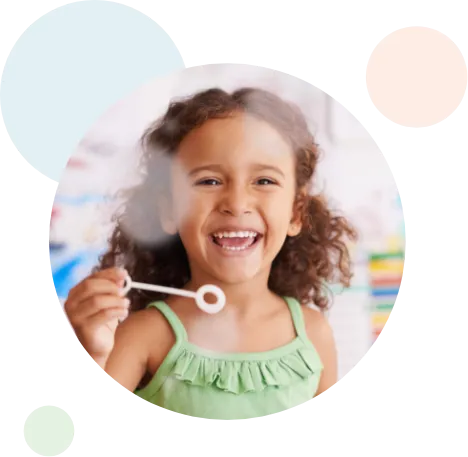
<box><xmin>176</xmin><ymin>114</ymin><xmax>294</xmax><ymax>169</ymax></box>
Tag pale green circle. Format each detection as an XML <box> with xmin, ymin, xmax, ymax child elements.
<box><xmin>23</xmin><ymin>401</ymin><xmax>79</xmax><ymax>457</ymax></box>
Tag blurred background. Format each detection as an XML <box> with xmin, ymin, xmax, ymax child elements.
<box><xmin>50</xmin><ymin>64</ymin><xmax>405</xmax><ymax>380</ymax></box>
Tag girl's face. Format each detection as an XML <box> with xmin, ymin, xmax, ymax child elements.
<box><xmin>167</xmin><ymin>113</ymin><xmax>301</xmax><ymax>285</ymax></box>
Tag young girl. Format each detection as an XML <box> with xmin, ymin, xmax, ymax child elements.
<box><xmin>65</xmin><ymin>87</ymin><xmax>356</xmax><ymax>420</ymax></box>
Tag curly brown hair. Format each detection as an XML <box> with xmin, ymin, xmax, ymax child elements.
<box><xmin>98</xmin><ymin>87</ymin><xmax>357</xmax><ymax>310</ymax></box>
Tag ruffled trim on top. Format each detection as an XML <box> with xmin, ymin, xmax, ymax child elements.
<box><xmin>169</xmin><ymin>345</ymin><xmax>323</xmax><ymax>395</ymax></box>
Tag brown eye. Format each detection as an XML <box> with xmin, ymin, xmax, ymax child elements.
<box><xmin>256</xmin><ymin>178</ymin><xmax>276</xmax><ymax>185</ymax></box>
<box><xmin>197</xmin><ymin>178</ymin><xmax>221</xmax><ymax>186</ymax></box>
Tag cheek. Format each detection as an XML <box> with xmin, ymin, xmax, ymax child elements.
<box><xmin>263</xmin><ymin>193</ymin><xmax>295</xmax><ymax>232</ymax></box>
<box><xmin>172</xmin><ymin>189</ymin><xmax>212</xmax><ymax>228</ymax></box>
<box><xmin>268</xmin><ymin>213</ymin><xmax>293</xmax><ymax>238</ymax></box>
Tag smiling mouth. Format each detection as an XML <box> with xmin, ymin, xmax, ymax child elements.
<box><xmin>209</xmin><ymin>230</ymin><xmax>263</xmax><ymax>252</ymax></box>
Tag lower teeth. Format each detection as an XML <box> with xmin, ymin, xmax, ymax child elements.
<box><xmin>223</xmin><ymin>246</ymin><xmax>248</xmax><ymax>251</ymax></box>
<box><xmin>213</xmin><ymin>237</ymin><xmax>257</xmax><ymax>251</ymax></box>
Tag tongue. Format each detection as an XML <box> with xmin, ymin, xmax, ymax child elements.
<box><xmin>216</xmin><ymin>237</ymin><xmax>253</xmax><ymax>248</ymax></box>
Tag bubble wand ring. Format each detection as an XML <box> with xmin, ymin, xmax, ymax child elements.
<box><xmin>121</xmin><ymin>276</ymin><xmax>226</xmax><ymax>314</ymax></box>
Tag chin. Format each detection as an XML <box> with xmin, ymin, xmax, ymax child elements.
<box><xmin>206</xmin><ymin>263</ymin><xmax>265</xmax><ymax>286</ymax></box>
<box><xmin>204</xmin><ymin>239</ymin><xmax>268</xmax><ymax>278</ymax></box>
<box><xmin>216</xmin><ymin>273</ymin><xmax>256</xmax><ymax>285</ymax></box>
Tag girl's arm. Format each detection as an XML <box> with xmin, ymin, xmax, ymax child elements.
<box><xmin>104</xmin><ymin>309</ymin><xmax>174</xmax><ymax>392</ymax></box>
<box><xmin>303</xmin><ymin>307</ymin><xmax>338</xmax><ymax>396</ymax></box>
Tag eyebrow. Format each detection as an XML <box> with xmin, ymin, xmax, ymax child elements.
<box><xmin>187</xmin><ymin>163</ymin><xmax>286</xmax><ymax>178</ymax></box>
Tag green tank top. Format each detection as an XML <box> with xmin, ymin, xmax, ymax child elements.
<box><xmin>134</xmin><ymin>297</ymin><xmax>323</xmax><ymax>419</ymax></box>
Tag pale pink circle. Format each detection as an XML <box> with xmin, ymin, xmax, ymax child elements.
<box><xmin>366</xmin><ymin>26</ymin><xmax>467</xmax><ymax>127</ymax></box>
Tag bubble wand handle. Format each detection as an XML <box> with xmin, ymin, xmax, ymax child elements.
<box><xmin>129</xmin><ymin>281</ymin><xmax>196</xmax><ymax>299</ymax></box>
<box><xmin>121</xmin><ymin>276</ymin><xmax>226</xmax><ymax>315</ymax></box>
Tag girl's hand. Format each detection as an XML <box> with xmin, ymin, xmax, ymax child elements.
<box><xmin>64</xmin><ymin>267</ymin><xmax>130</xmax><ymax>368</ymax></box>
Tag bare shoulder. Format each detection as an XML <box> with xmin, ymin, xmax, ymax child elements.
<box><xmin>301</xmin><ymin>305</ymin><xmax>338</xmax><ymax>395</ymax></box>
<box><xmin>114</xmin><ymin>307</ymin><xmax>175</xmax><ymax>355</ymax></box>
<box><xmin>105</xmin><ymin>307</ymin><xmax>175</xmax><ymax>391</ymax></box>
<box><xmin>301</xmin><ymin>306</ymin><xmax>335</xmax><ymax>346</ymax></box>
<box><xmin>118</xmin><ymin>307</ymin><xmax>172</xmax><ymax>333</ymax></box>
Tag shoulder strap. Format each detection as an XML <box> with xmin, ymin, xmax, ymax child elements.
<box><xmin>146</xmin><ymin>301</ymin><xmax>188</xmax><ymax>342</ymax></box>
<box><xmin>284</xmin><ymin>297</ymin><xmax>308</xmax><ymax>340</ymax></box>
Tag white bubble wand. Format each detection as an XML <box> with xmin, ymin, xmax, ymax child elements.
<box><xmin>121</xmin><ymin>275</ymin><xmax>226</xmax><ymax>314</ymax></box>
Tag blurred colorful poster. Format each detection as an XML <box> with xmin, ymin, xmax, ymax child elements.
<box><xmin>368</xmin><ymin>251</ymin><xmax>404</xmax><ymax>342</ymax></box>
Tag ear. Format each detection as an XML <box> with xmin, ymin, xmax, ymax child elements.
<box><xmin>157</xmin><ymin>193</ymin><xmax>177</xmax><ymax>235</ymax></box>
<box><xmin>287</xmin><ymin>188</ymin><xmax>307</xmax><ymax>237</ymax></box>
<box><xmin>287</xmin><ymin>219</ymin><xmax>302</xmax><ymax>237</ymax></box>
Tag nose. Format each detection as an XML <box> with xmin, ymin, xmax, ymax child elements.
<box><xmin>218</xmin><ymin>183</ymin><xmax>253</xmax><ymax>217</ymax></box>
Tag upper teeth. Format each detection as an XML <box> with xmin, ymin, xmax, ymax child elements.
<box><xmin>212</xmin><ymin>231</ymin><xmax>257</xmax><ymax>238</ymax></box>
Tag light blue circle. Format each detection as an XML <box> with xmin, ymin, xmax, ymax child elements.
<box><xmin>1</xmin><ymin>1</ymin><xmax>184</xmax><ymax>181</ymax></box>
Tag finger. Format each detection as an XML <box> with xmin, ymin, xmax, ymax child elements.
<box><xmin>90</xmin><ymin>267</ymin><xmax>128</xmax><ymax>284</ymax></box>
<box><xmin>68</xmin><ymin>267</ymin><xmax>128</xmax><ymax>299</ymax></box>
<box><xmin>69</xmin><ymin>295</ymin><xmax>130</xmax><ymax>327</ymax></box>
<box><xmin>66</xmin><ymin>277</ymin><xmax>125</xmax><ymax>306</ymax></box>
<box><xmin>85</xmin><ymin>307</ymin><xmax>129</xmax><ymax>332</ymax></box>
